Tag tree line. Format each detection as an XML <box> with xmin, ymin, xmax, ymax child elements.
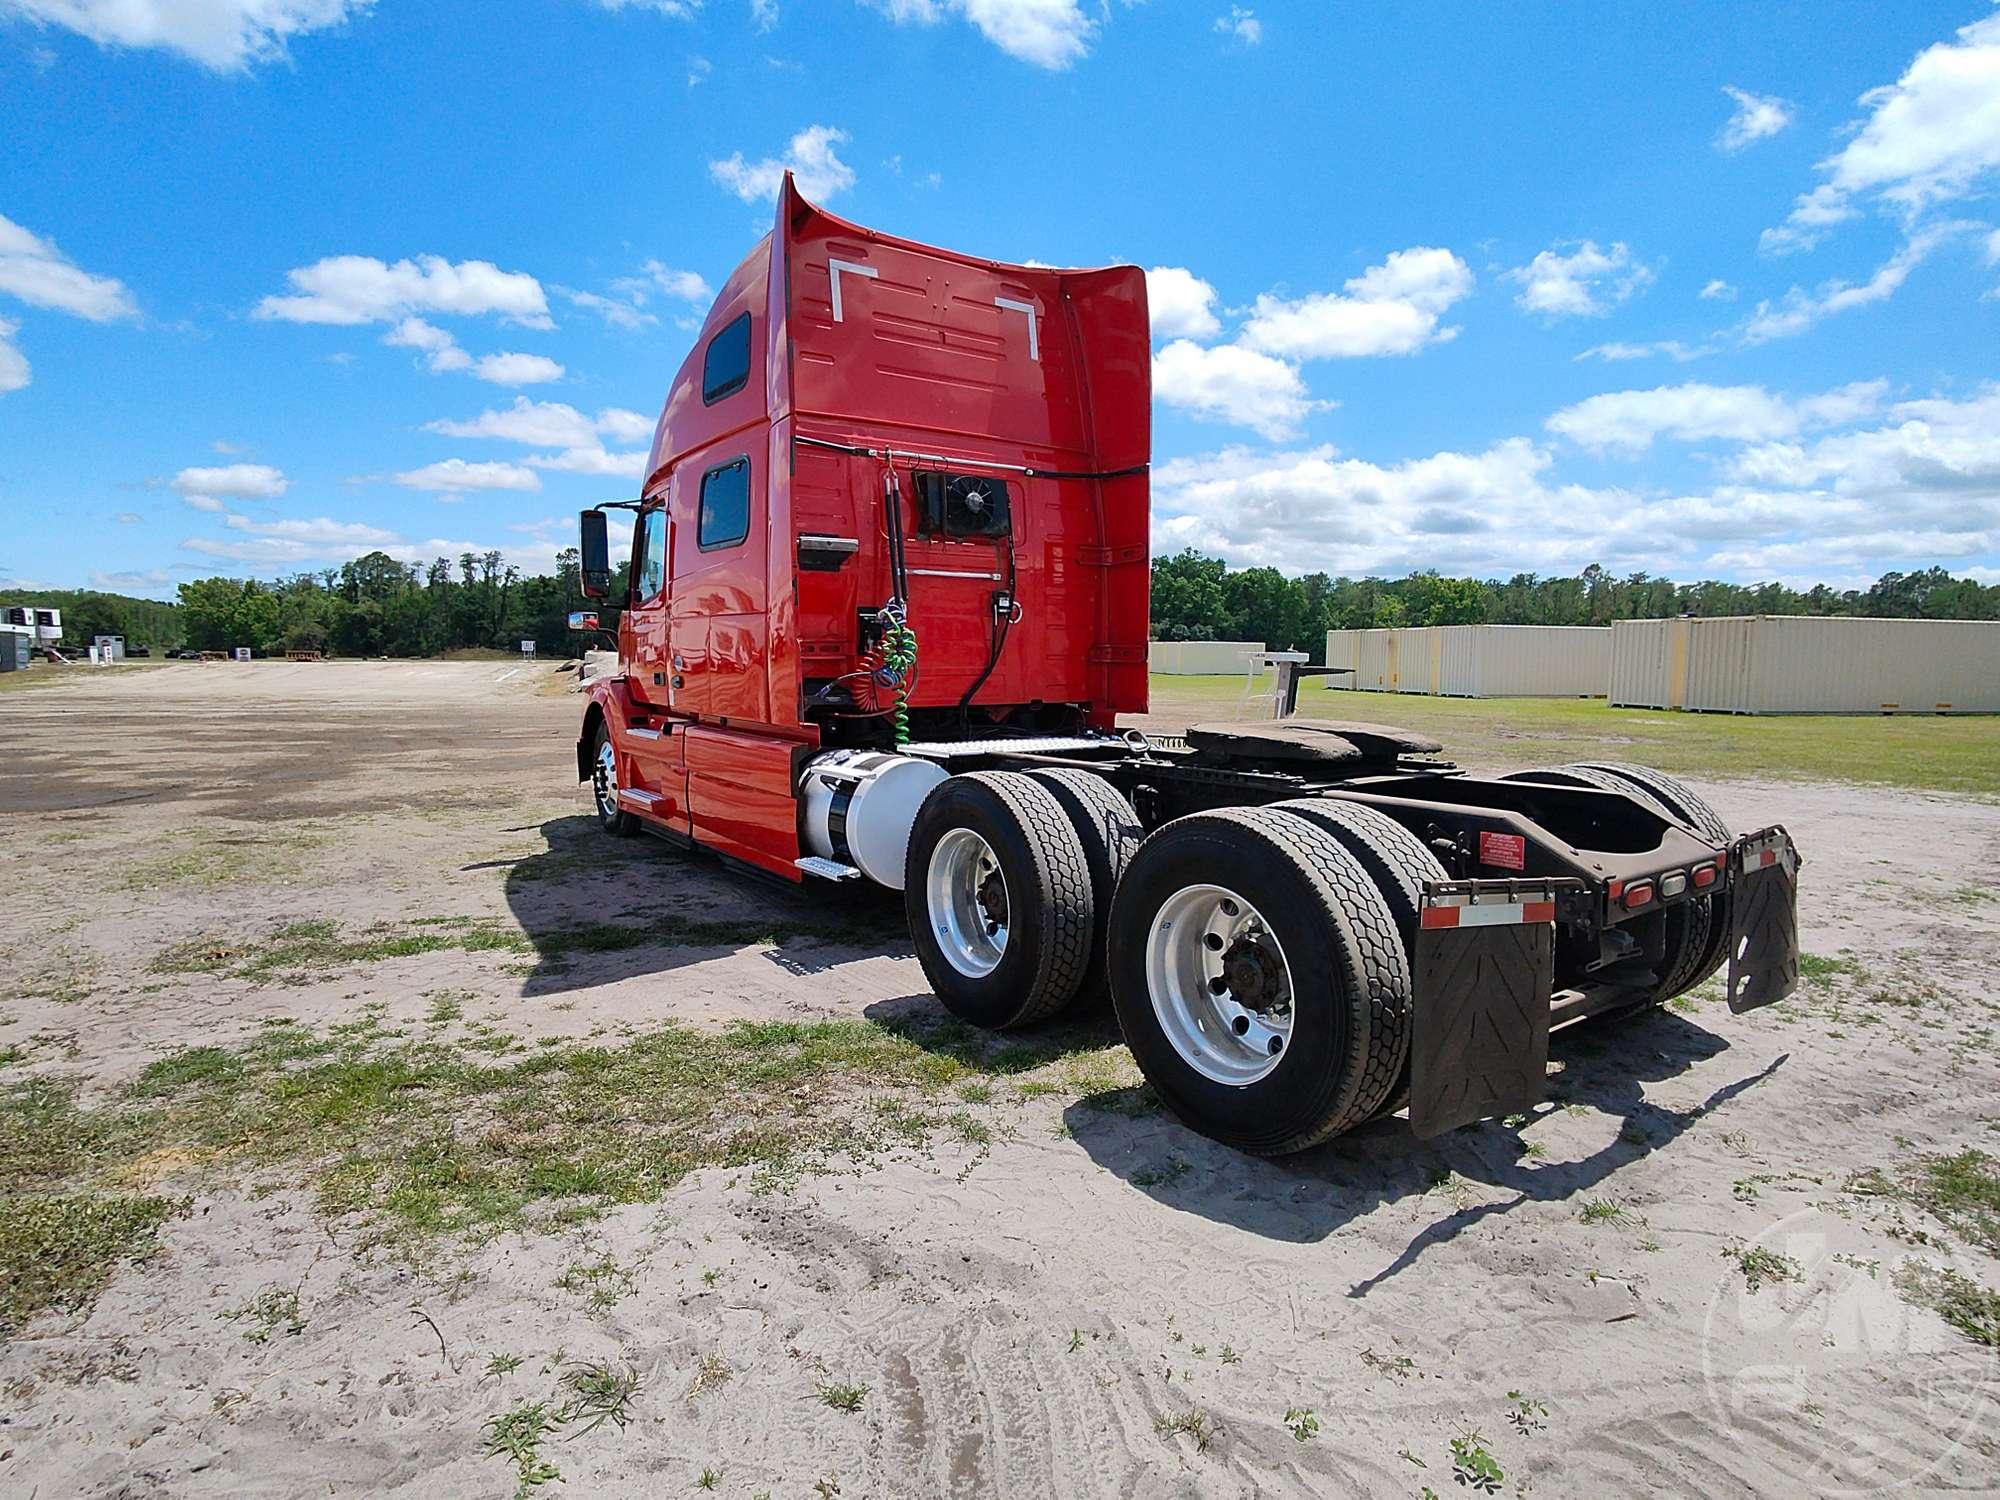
<box><xmin>171</xmin><ymin>549</ymin><xmax>626</xmax><ymax>658</ymax></box>
<box><xmin>1151</xmin><ymin>552</ymin><xmax>2000</xmax><ymax>660</ymax></box>
<box><xmin>12</xmin><ymin>549</ymin><xmax>1996</xmax><ymax>661</ymax></box>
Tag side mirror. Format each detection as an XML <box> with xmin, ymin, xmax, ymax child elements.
<box><xmin>567</xmin><ymin>611</ymin><xmax>600</xmax><ymax>632</ymax></box>
<box><xmin>579</xmin><ymin>509</ymin><xmax>611</xmax><ymax>598</ymax></box>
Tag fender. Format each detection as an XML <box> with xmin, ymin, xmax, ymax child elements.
<box><xmin>576</xmin><ymin>672</ymin><xmax>642</xmax><ymax>781</ymax></box>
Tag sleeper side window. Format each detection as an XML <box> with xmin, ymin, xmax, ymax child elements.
<box><xmin>701</xmin><ymin>312</ymin><xmax>752</xmax><ymax>404</ymax></box>
<box><xmin>698</xmin><ymin>457</ymin><xmax>751</xmax><ymax>551</ymax></box>
<box><xmin>636</xmin><ymin>507</ymin><xmax>667</xmax><ymax>602</ymax></box>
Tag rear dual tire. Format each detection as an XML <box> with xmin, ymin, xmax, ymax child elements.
<box><xmin>1107</xmin><ymin>808</ymin><xmax>1411</xmax><ymax>1155</ymax></box>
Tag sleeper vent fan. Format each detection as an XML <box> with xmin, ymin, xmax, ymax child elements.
<box><xmin>914</xmin><ymin>470</ymin><xmax>1012</xmax><ymax>539</ymax></box>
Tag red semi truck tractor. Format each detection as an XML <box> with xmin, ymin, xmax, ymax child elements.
<box><xmin>574</xmin><ymin>176</ymin><xmax>1800</xmax><ymax>1155</ymax></box>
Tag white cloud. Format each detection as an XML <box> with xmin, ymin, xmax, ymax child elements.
<box><xmin>1214</xmin><ymin>7</ymin><xmax>1259</xmax><ymax>45</ymax></box>
<box><xmin>390</xmin><ymin>459</ymin><xmax>541</xmax><ymax>494</ymax></box>
<box><xmin>1546</xmin><ymin>379</ymin><xmax>1886</xmax><ymax>453</ymax></box>
<box><xmin>566</xmin><ymin>261</ymin><xmax>713</xmax><ymax>329</ymax></box>
<box><xmin>254</xmin><ymin>254</ymin><xmax>552</xmax><ymax>328</ymax></box>
<box><xmin>0</xmin><ymin>0</ymin><xmax>368</xmax><ymax>71</ymax></box>
<box><xmin>525</xmin><ymin>447</ymin><xmax>648</xmax><ymax>478</ymax></box>
<box><xmin>0</xmin><ymin>213</ymin><xmax>137</xmax><ymax>321</ymax></box>
<box><xmin>471</xmin><ymin>351</ymin><xmax>564</xmax><ymax>386</ymax></box>
<box><xmin>0</xmin><ymin>317</ymin><xmax>26</xmax><ymax>394</ymax></box>
<box><xmin>596</xmin><ymin>0</ymin><xmax>699</xmax><ymax>14</ymax></box>
<box><xmin>1575</xmin><ymin>339</ymin><xmax>1707</xmax><ymax>364</ymax></box>
<box><xmin>1152</xmin><ymin>339</ymin><xmax>1323</xmax><ymax>441</ymax></box>
<box><xmin>181</xmin><ymin>493</ymin><xmax>225</xmax><ymax>513</ymax></box>
<box><xmin>1741</xmin><ymin>223</ymin><xmax>1963</xmax><ymax>342</ymax></box>
<box><xmin>1239</xmin><ymin>247</ymin><xmax>1472</xmax><ymax>359</ymax></box>
<box><xmin>1762</xmin><ymin>12</ymin><xmax>2000</xmax><ymax>253</ymax></box>
<box><xmin>1989</xmin><ymin>228</ymin><xmax>2000</xmax><ymax>263</ymax></box>
<box><xmin>560</xmin><ymin>287</ymin><xmax>656</xmax><ymax>330</ymax></box>
<box><xmin>171</xmin><ymin>463</ymin><xmax>289</xmax><ymax>501</ymax></box>
<box><xmin>426</xmin><ymin>396</ymin><xmax>648</xmax><ymax>449</ymax></box>
<box><xmin>595</xmin><ymin>407</ymin><xmax>656</xmax><ymax>444</ymax></box>
<box><xmin>751</xmin><ymin>0</ymin><xmax>777</xmax><ymax>29</ymax></box>
<box><xmin>384</xmin><ymin>316</ymin><xmax>472</xmax><ymax>372</ymax></box>
<box><xmin>223</xmin><ymin>513</ymin><xmax>399</xmax><ymax>546</ymax></box>
<box><xmin>866</xmin><ymin>0</ymin><xmax>1095</xmax><ymax>70</ymax></box>
<box><xmin>1505</xmin><ymin>240</ymin><xmax>1653</xmax><ymax>319</ymax></box>
<box><xmin>1144</xmin><ymin>267</ymin><xmax>1221</xmax><ymax>340</ymax></box>
<box><xmin>686</xmin><ymin>53</ymin><xmax>710</xmax><ymax>85</ymax></box>
<box><xmin>1716</xmin><ymin>86</ymin><xmax>1794</xmax><ymax>153</ymax></box>
<box><xmin>710</xmin><ymin>124</ymin><xmax>855</xmax><ymax>203</ymax></box>
<box><xmin>1699</xmin><ymin>278</ymin><xmax>1737</xmax><ymax>301</ymax></box>
<box><xmin>115</xmin><ymin>511</ymin><xmax>142</xmax><ymax>524</ymax></box>
<box><xmin>1151</xmin><ymin>382</ymin><xmax>2000</xmax><ymax>581</ymax></box>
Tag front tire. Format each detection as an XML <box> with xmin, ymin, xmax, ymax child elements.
<box><xmin>905</xmin><ymin>772</ymin><xmax>1094</xmax><ymax>1029</ymax></box>
<box><xmin>1107</xmin><ymin>807</ymin><xmax>1410</xmax><ymax>1155</ymax></box>
<box><xmin>592</xmin><ymin>723</ymin><xmax>638</xmax><ymax>836</ymax></box>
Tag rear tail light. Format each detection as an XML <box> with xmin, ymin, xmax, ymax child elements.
<box><xmin>1660</xmin><ymin>872</ymin><xmax>1688</xmax><ymax>898</ymax></box>
<box><xmin>1692</xmin><ymin>862</ymin><xmax>1720</xmax><ymax>889</ymax></box>
<box><xmin>1622</xmin><ymin>882</ymin><xmax>1655</xmax><ymax>910</ymax></box>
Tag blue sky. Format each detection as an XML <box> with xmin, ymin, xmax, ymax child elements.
<box><xmin>2</xmin><ymin>0</ymin><xmax>1998</xmax><ymax>599</ymax></box>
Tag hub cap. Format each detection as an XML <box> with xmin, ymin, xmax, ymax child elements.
<box><xmin>1145</xmin><ymin>884</ymin><xmax>1295</xmax><ymax>1086</ymax></box>
<box><xmin>594</xmin><ymin>738</ymin><xmax>619</xmax><ymax>820</ymax></box>
<box><xmin>927</xmin><ymin>828</ymin><xmax>1008</xmax><ymax>978</ymax></box>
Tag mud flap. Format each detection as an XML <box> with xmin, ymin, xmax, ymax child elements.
<box><xmin>1726</xmin><ymin>826</ymin><xmax>1800</xmax><ymax>1013</ymax></box>
<box><xmin>1408</xmin><ymin>882</ymin><xmax>1560</xmax><ymax>1140</ymax></box>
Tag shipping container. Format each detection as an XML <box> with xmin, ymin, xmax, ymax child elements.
<box><xmin>1338</xmin><ymin>625</ymin><xmax>1608</xmax><ymax>697</ymax></box>
<box><xmin>1609</xmin><ymin>615</ymin><xmax>2000</xmax><ymax>714</ymax></box>
<box><xmin>1148</xmin><ymin>640</ymin><xmax>1266</xmax><ymax>675</ymax></box>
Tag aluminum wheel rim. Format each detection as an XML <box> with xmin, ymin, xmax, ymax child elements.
<box><xmin>594</xmin><ymin>739</ymin><xmax>619</xmax><ymax>819</ymax></box>
<box><xmin>926</xmin><ymin>827</ymin><xmax>1008</xmax><ymax>978</ymax></box>
<box><xmin>1145</xmin><ymin>883</ymin><xmax>1295</xmax><ymax>1086</ymax></box>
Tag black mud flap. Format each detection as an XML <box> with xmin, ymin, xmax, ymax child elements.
<box><xmin>1408</xmin><ymin>881</ymin><xmax>1562</xmax><ymax>1140</ymax></box>
<box><xmin>1726</xmin><ymin>826</ymin><xmax>1801</xmax><ymax>1013</ymax></box>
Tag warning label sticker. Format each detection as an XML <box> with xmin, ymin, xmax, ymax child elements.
<box><xmin>1479</xmin><ymin>830</ymin><xmax>1527</xmax><ymax>870</ymax></box>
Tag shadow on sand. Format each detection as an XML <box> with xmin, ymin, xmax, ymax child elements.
<box><xmin>1061</xmin><ymin>1007</ymin><xmax>1786</xmax><ymax>1284</ymax></box>
<box><xmin>495</xmin><ymin>813</ymin><xmax>910</xmax><ymax>997</ymax></box>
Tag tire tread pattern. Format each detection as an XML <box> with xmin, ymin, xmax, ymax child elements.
<box><xmin>965</xmin><ymin>771</ymin><xmax>1095</xmax><ymax>1026</ymax></box>
<box><xmin>1025</xmin><ymin>769</ymin><xmax>1142</xmax><ymax>1002</ymax></box>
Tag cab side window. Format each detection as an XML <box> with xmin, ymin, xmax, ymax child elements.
<box><xmin>702</xmin><ymin>313</ymin><xmax>752</xmax><ymax>404</ymax></box>
<box><xmin>698</xmin><ymin>457</ymin><xmax>751</xmax><ymax>550</ymax></box>
<box><xmin>635</xmin><ymin>508</ymin><xmax>667</xmax><ymax>602</ymax></box>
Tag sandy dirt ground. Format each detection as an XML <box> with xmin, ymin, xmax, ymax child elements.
<box><xmin>2</xmin><ymin>661</ymin><xmax>1997</xmax><ymax>1498</ymax></box>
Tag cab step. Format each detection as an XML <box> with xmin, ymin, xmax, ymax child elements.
<box><xmin>795</xmin><ymin>855</ymin><xmax>863</xmax><ymax>881</ymax></box>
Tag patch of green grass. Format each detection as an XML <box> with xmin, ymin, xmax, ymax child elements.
<box><xmin>229</xmin><ymin>1282</ymin><xmax>305</xmax><ymax>1343</ymax></box>
<box><xmin>1723</xmin><ymin>1244</ymin><xmax>1804</xmax><ymax>1292</ymax></box>
<box><xmin>486</xmin><ymin>1352</ymin><xmax>524</xmax><ymax>1377</ymax></box>
<box><xmin>483</xmin><ymin>1400</ymin><xmax>562</xmax><ymax>1496</ymax></box>
<box><xmin>121</xmin><ymin>825</ymin><xmax>330</xmax><ymax>893</ymax></box>
<box><xmin>1896</xmin><ymin>1263</ymin><xmax>2000</xmax><ymax>1346</ymax></box>
<box><xmin>558</xmin><ymin>1360</ymin><xmax>643</xmax><ymax>1436</ymax></box>
<box><xmin>556</xmin><ymin>1253</ymin><xmax>634</xmax><ymax>1310</ymax></box>
<box><xmin>136</xmin><ymin>1046</ymin><xmax>245</xmax><ymax>1095</ymax></box>
<box><xmin>1797</xmin><ymin>951</ymin><xmax>1864</xmax><ymax>983</ymax></box>
<box><xmin>1154</xmin><ymin>1407</ymin><xmax>1215</xmax><ymax>1452</ymax></box>
<box><xmin>1283</xmin><ymin>1406</ymin><xmax>1319</xmax><ymax>1442</ymax></box>
<box><xmin>1912</xmin><ymin>1149</ymin><xmax>2000</xmax><ymax>1253</ymax></box>
<box><xmin>1578</xmin><ymin>1198</ymin><xmax>1627</xmax><ymax>1225</ymax></box>
<box><xmin>1150</xmin><ymin>677</ymin><xmax>2000</xmax><ymax>798</ymax></box>
<box><xmin>0</xmin><ymin>1193</ymin><xmax>183</xmax><ymax>1332</ymax></box>
<box><xmin>816</xmin><ymin>1379</ymin><xmax>868</xmax><ymax>1413</ymax></box>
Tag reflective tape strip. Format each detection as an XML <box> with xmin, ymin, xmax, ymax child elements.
<box><xmin>1420</xmin><ymin>900</ymin><xmax>1556</xmax><ymax>929</ymax></box>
